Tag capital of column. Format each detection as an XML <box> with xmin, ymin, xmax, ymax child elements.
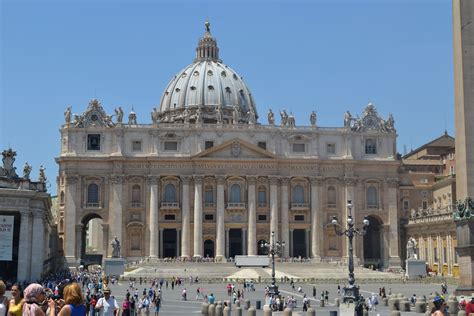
<box><xmin>280</xmin><ymin>176</ymin><xmax>290</xmax><ymax>186</ymax></box>
<box><xmin>386</xmin><ymin>178</ymin><xmax>399</xmax><ymax>188</ymax></box>
<box><xmin>310</xmin><ymin>176</ymin><xmax>324</xmax><ymax>186</ymax></box>
<box><xmin>193</xmin><ymin>175</ymin><xmax>204</xmax><ymax>184</ymax></box>
<box><xmin>269</xmin><ymin>176</ymin><xmax>280</xmax><ymax>185</ymax></box>
<box><xmin>32</xmin><ymin>211</ymin><xmax>45</xmax><ymax>220</ymax></box>
<box><xmin>216</xmin><ymin>175</ymin><xmax>226</xmax><ymax>185</ymax></box>
<box><xmin>110</xmin><ymin>174</ymin><xmax>125</xmax><ymax>185</ymax></box>
<box><xmin>343</xmin><ymin>177</ymin><xmax>357</xmax><ymax>187</ymax></box>
<box><xmin>246</xmin><ymin>175</ymin><xmax>257</xmax><ymax>185</ymax></box>
<box><xmin>20</xmin><ymin>210</ymin><xmax>32</xmax><ymax>219</ymax></box>
<box><xmin>65</xmin><ymin>175</ymin><xmax>79</xmax><ymax>185</ymax></box>
<box><xmin>115</xmin><ymin>129</ymin><xmax>124</xmax><ymax>138</ymax></box>
<box><xmin>181</xmin><ymin>175</ymin><xmax>193</xmax><ymax>185</ymax></box>
<box><xmin>148</xmin><ymin>130</ymin><xmax>158</xmax><ymax>137</ymax></box>
<box><xmin>147</xmin><ymin>175</ymin><xmax>160</xmax><ymax>185</ymax></box>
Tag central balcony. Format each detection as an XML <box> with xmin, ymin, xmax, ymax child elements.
<box><xmin>227</xmin><ymin>202</ymin><xmax>246</xmax><ymax>210</ymax></box>
<box><xmin>160</xmin><ymin>202</ymin><xmax>180</xmax><ymax>210</ymax></box>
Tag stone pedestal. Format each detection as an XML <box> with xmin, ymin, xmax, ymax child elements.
<box><xmin>405</xmin><ymin>260</ymin><xmax>427</xmax><ymax>278</ymax></box>
<box><xmin>103</xmin><ymin>258</ymin><xmax>125</xmax><ymax>276</ymax></box>
<box><xmin>454</xmin><ymin>220</ymin><xmax>474</xmax><ymax>295</ymax></box>
<box><xmin>339</xmin><ymin>302</ymin><xmax>355</xmax><ymax>316</ymax></box>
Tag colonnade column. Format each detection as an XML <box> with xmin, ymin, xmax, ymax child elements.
<box><xmin>342</xmin><ymin>177</ymin><xmax>356</xmax><ymax>260</ymax></box>
<box><xmin>247</xmin><ymin>176</ymin><xmax>257</xmax><ymax>256</ymax></box>
<box><xmin>280</xmin><ymin>177</ymin><xmax>290</xmax><ymax>257</ymax></box>
<box><xmin>64</xmin><ymin>175</ymin><xmax>78</xmax><ymax>266</ymax></box>
<box><xmin>181</xmin><ymin>176</ymin><xmax>192</xmax><ymax>258</ymax></box>
<box><xmin>159</xmin><ymin>229</ymin><xmax>163</xmax><ymax>258</ymax></box>
<box><xmin>110</xmin><ymin>174</ymin><xmax>124</xmax><ymax>258</ymax></box>
<box><xmin>269</xmin><ymin>176</ymin><xmax>279</xmax><ymax>244</ymax></box>
<box><xmin>216</xmin><ymin>176</ymin><xmax>226</xmax><ymax>260</ymax></box>
<box><xmin>177</xmin><ymin>228</ymin><xmax>181</xmax><ymax>258</ymax></box>
<box><xmin>101</xmin><ymin>224</ymin><xmax>109</xmax><ymax>257</ymax></box>
<box><xmin>17</xmin><ymin>211</ymin><xmax>32</xmax><ymax>282</ymax></box>
<box><xmin>310</xmin><ymin>177</ymin><xmax>322</xmax><ymax>261</ymax></box>
<box><xmin>193</xmin><ymin>175</ymin><xmax>203</xmax><ymax>258</ymax></box>
<box><xmin>148</xmin><ymin>175</ymin><xmax>159</xmax><ymax>258</ymax></box>
<box><xmin>387</xmin><ymin>178</ymin><xmax>401</xmax><ymax>269</ymax></box>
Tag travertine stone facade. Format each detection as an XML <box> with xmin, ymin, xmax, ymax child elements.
<box><xmin>56</xmin><ymin>23</ymin><xmax>402</xmax><ymax>269</ymax></box>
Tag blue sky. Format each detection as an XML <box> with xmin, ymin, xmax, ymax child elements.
<box><xmin>1</xmin><ymin>0</ymin><xmax>453</xmax><ymax>194</ymax></box>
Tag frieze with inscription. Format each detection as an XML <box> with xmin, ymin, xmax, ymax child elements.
<box><xmin>0</xmin><ymin>197</ymin><xmax>29</xmax><ymax>206</ymax></box>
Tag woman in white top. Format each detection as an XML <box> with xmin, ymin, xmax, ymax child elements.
<box><xmin>0</xmin><ymin>281</ymin><xmax>8</xmax><ymax>316</ymax></box>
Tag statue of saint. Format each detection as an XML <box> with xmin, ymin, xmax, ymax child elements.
<box><xmin>151</xmin><ymin>107</ymin><xmax>159</xmax><ymax>124</ymax></box>
<box><xmin>38</xmin><ymin>165</ymin><xmax>46</xmax><ymax>183</ymax></box>
<box><xmin>344</xmin><ymin>111</ymin><xmax>352</xmax><ymax>127</ymax></box>
<box><xmin>195</xmin><ymin>107</ymin><xmax>203</xmax><ymax>123</ymax></box>
<box><xmin>128</xmin><ymin>108</ymin><xmax>137</xmax><ymax>125</ymax></box>
<box><xmin>248</xmin><ymin>107</ymin><xmax>256</xmax><ymax>125</ymax></box>
<box><xmin>406</xmin><ymin>237</ymin><xmax>417</xmax><ymax>260</ymax></box>
<box><xmin>267</xmin><ymin>109</ymin><xmax>275</xmax><ymax>125</ymax></box>
<box><xmin>115</xmin><ymin>107</ymin><xmax>124</xmax><ymax>123</ymax></box>
<box><xmin>232</xmin><ymin>105</ymin><xmax>240</xmax><ymax>124</ymax></box>
<box><xmin>280</xmin><ymin>110</ymin><xmax>288</xmax><ymax>127</ymax></box>
<box><xmin>111</xmin><ymin>236</ymin><xmax>121</xmax><ymax>258</ymax></box>
<box><xmin>386</xmin><ymin>114</ymin><xmax>395</xmax><ymax>132</ymax></box>
<box><xmin>288</xmin><ymin>112</ymin><xmax>296</xmax><ymax>128</ymax></box>
<box><xmin>310</xmin><ymin>110</ymin><xmax>317</xmax><ymax>127</ymax></box>
<box><xmin>215</xmin><ymin>105</ymin><xmax>223</xmax><ymax>124</ymax></box>
<box><xmin>23</xmin><ymin>162</ymin><xmax>32</xmax><ymax>179</ymax></box>
<box><xmin>64</xmin><ymin>106</ymin><xmax>72</xmax><ymax>124</ymax></box>
<box><xmin>183</xmin><ymin>108</ymin><xmax>190</xmax><ymax>124</ymax></box>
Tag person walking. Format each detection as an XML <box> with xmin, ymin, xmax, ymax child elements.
<box><xmin>7</xmin><ymin>284</ymin><xmax>23</xmax><ymax>316</ymax></box>
<box><xmin>57</xmin><ymin>283</ymin><xmax>87</xmax><ymax>316</ymax></box>
<box><xmin>95</xmin><ymin>288</ymin><xmax>119</xmax><ymax>316</ymax></box>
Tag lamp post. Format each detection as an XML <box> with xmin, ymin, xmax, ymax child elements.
<box><xmin>260</xmin><ymin>231</ymin><xmax>285</xmax><ymax>296</ymax></box>
<box><xmin>331</xmin><ymin>200</ymin><xmax>369</xmax><ymax>306</ymax></box>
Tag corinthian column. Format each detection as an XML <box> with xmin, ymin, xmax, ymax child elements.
<box><xmin>247</xmin><ymin>176</ymin><xmax>257</xmax><ymax>256</ymax></box>
<box><xmin>216</xmin><ymin>175</ymin><xmax>226</xmax><ymax>260</ymax></box>
<box><xmin>110</xmin><ymin>174</ymin><xmax>124</xmax><ymax>257</ymax></box>
<box><xmin>148</xmin><ymin>175</ymin><xmax>159</xmax><ymax>258</ymax></box>
<box><xmin>310</xmin><ymin>176</ymin><xmax>323</xmax><ymax>261</ymax></box>
<box><xmin>343</xmin><ymin>177</ymin><xmax>357</xmax><ymax>261</ymax></box>
<box><xmin>64</xmin><ymin>175</ymin><xmax>78</xmax><ymax>266</ymax></box>
<box><xmin>17</xmin><ymin>211</ymin><xmax>32</xmax><ymax>281</ymax></box>
<box><xmin>193</xmin><ymin>175</ymin><xmax>203</xmax><ymax>258</ymax></box>
<box><xmin>181</xmin><ymin>176</ymin><xmax>192</xmax><ymax>258</ymax></box>
<box><xmin>269</xmin><ymin>176</ymin><xmax>279</xmax><ymax>244</ymax></box>
<box><xmin>31</xmin><ymin>212</ymin><xmax>45</xmax><ymax>280</ymax></box>
<box><xmin>280</xmin><ymin>177</ymin><xmax>290</xmax><ymax>257</ymax></box>
<box><xmin>387</xmin><ymin>178</ymin><xmax>401</xmax><ymax>269</ymax></box>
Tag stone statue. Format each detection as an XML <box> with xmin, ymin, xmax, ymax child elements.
<box><xmin>406</xmin><ymin>237</ymin><xmax>417</xmax><ymax>260</ymax></box>
<box><xmin>0</xmin><ymin>148</ymin><xmax>18</xmax><ymax>178</ymax></box>
<box><xmin>215</xmin><ymin>105</ymin><xmax>223</xmax><ymax>124</ymax></box>
<box><xmin>280</xmin><ymin>110</ymin><xmax>288</xmax><ymax>127</ymax></box>
<box><xmin>386</xmin><ymin>114</ymin><xmax>395</xmax><ymax>132</ymax></box>
<box><xmin>73</xmin><ymin>114</ymin><xmax>84</xmax><ymax>128</ymax></box>
<box><xmin>64</xmin><ymin>106</ymin><xmax>72</xmax><ymax>124</ymax></box>
<box><xmin>111</xmin><ymin>236</ymin><xmax>121</xmax><ymax>258</ymax></box>
<box><xmin>115</xmin><ymin>107</ymin><xmax>124</xmax><ymax>123</ymax></box>
<box><xmin>344</xmin><ymin>111</ymin><xmax>352</xmax><ymax>127</ymax></box>
<box><xmin>23</xmin><ymin>162</ymin><xmax>32</xmax><ymax>179</ymax></box>
<box><xmin>288</xmin><ymin>112</ymin><xmax>296</xmax><ymax>128</ymax></box>
<box><xmin>128</xmin><ymin>108</ymin><xmax>137</xmax><ymax>125</ymax></box>
<box><xmin>183</xmin><ymin>107</ymin><xmax>190</xmax><ymax>124</ymax></box>
<box><xmin>310</xmin><ymin>110</ymin><xmax>317</xmax><ymax>127</ymax></box>
<box><xmin>248</xmin><ymin>107</ymin><xmax>256</xmax><ymax>125</ymax></box>
<box><xmin>196</xmin><ymin>107</ymin><xmax>203</xmax><ymax>123</ymax></box>
<box><xmin>38</xmin><ymin>165</ymin><xmax>46</xmax><ymax>183</ymax></box>
<box><xmin>151</xmin><ymin>107</ymin><xmax>159</xmax><ymax>124</ymax></box>
<box><xmin>104</xmin><ymin>115</ymin><xmax>114</xmax><ymax>128</ymax></box>
<box><xmin>232</xmin><ymin>105</ymin><xmax>240</xmax><ymax>124</ymax></box>
<box><xmin>267</xmin><ymin>109</ymin><xmax>275</xmax><ymax>125</ymax></box>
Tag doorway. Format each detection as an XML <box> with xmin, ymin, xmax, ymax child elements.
<box><xmin>292</xmin><ymin>229</ymin><xmax>306</xmax><ymax>258</ymax></box>
<box><xmin>229</xmin><ymin>229</ymin><xmax>243</xmax><ymax>258</ymax></box>
<box><xmin>163</xmin><ymin>229</ymin><xmax>177</xmax><ymax>258</ymax></box>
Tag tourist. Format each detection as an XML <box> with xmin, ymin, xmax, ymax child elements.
<box><xmin>22</xmin><ymin>283</ymin><xmax>55</xmax><ymax>316</ymax></box>
<box><xmin>464</xmin><ymin>296</ymin><xmax>474</xmax><ymax>314</ymax></box>
<box><xmin>0</xmin><ymin>281</ymin><xmax>8</xmax><ymax>316</ymax></box>
<box><xmin>181</xmin><ymin>289</ymin><xmax>186</xmax><ymax>301</ymax></box>
<box><xmin>302</xmin><ymin>294</ymin><xmax>310</xmax><ymax>311</ymax></box>
<box><xmin>95</xmin><ymin>288</ymin><xmax>119</xmax><ymax>316</ymax></box>
<box><xmin>207</xmin><ymin>294</ymin><xmax>215</xmax><ymax>305</ymax></box>
<box><xmin>121</xmin><ymin>297</ymin><xmax>130</xmax><ymax>316</ymax></box>
<box><xmin>312</xmin><ymin>286</ymin><xmax>316</xmax><ymax>298</ymax></box>
<box><xmin>431</xmin><ymin>296</ymin><xmax>448</xmax><ymax>316</ymax></box>
<box><xmin>8</xmin><ymin>284</ymin><xmax>23</xmax><ymax>316</ymax></box>
<box><xmin>57</xmin><ymin>283</ymin><xmax>86</xmax><ymax>316</ymax></box>
<box><xmin>152</xmin><ymin>296</ymin><xmax>160</xmax><ymax>316</ymax></box>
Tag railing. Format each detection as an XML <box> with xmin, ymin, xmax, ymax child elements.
<box><xmin>161</xmin><ymin>202</ymin><xmax>180</xmax><ymax>209</ymax></box>
<box><xmin>408</xmin><ymin>205</ymin><xmax>455</xmax><ymax>224</ymax></box>
<box><xmin>327</xmin><ymin>203</ymin><xmax>337</xmax><ymax>209</ymax></box>
<box><xmin>291</xmin><ymin>203</ymin><xmax>309</xmax><ymax>210</ymax></box>
<box><xmin>257</xmin><ymin>203</ymin><xmax>268</xmax><ymax>208</ymax></box>
<box><xmin>203</xmin><ymin>202</ymin><xmax>215</xmax><ymax>208</ymax></box>
<box><xmin>85</xmin><ymin>202</ymin><xmax>100</xmax><ymax>208</ymax></box>
<box><xmin>227</xmin><ymin>202</ymin><xmax>246</xmax><ymax>209</ymax></box>
<box><xmin>130</xmin><ymin>202</ymin><xmax>142</xmax><ymax>208</ymax></box>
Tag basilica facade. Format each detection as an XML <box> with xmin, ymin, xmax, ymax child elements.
<box><xmin>57</xmin><ymin>22</ymin><xmax>402</xmax><ymax>269</ymax></box>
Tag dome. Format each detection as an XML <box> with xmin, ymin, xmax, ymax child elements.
<box><xmin>157</xmin><ymin>21</ymin><xmax>257</xmax><ymax>124</ymax></box>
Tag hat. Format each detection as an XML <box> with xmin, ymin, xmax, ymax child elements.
<box><xmin>103</xmin><ymin>288</ymin><xmax>111</xmax><ymax>294</ymax></box>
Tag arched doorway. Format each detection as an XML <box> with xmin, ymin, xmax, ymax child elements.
<box><xmin>81</xmin><ymin>214</ymin><xmax>104</xmax><ymax>267</ymax></box>
<box><xmin>204</xmin><ymin>239</ymin><xmax>215</xmax><ymax>258</ymax></box>
<box><xmin>257</xmin><ymin>240</ymin><xmax>268</xmax><ymax>255</ymax></box>
<box><xmin>363</xmin><ymin>215</ymin><xmax>383</xmax><ymax>269</ymax></box>
<box><xmin>229</xmin><ymin>229</ymin><xmax>243</xmax><ymax>258</ymax></box>
<box><xmin>163</xmin><ymin>229</ymin><xmax>177</xmax><ymax>258</ymax></box>
<box><xmin>292</xmin><ymin>229</ymin><xmax>306</xmax><ymax>258</ymax></box>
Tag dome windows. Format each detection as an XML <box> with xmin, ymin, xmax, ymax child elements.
<box><xmin>221</xmin><ymin>71</ymin><xmax>227</xmax><ymax>77</ymax></box>
<box><xmin>225</xmin><ymin>87</ymin><xmax>231</xmax><ymax>93</ymax></box>
<box><xmin>193</xmin><ymin>71</ymin><xmax>200</xmax><ymax>76</ymax></box>
<box><xmin>190</xmin><ymin>86</ymin><xmax>197</xmax><ymax>91</ymax></box>
<box><xmin>208</xmin><ymin>85</ymin><xmax>215</xmax><ymax>90</ymax></box>
<box><xmin>207</xmin><ymin>70</ymin><xmax>213</xmax><ymax>76</ymax></box>
<box><xmin>175</xmin><ymin>88</ymin><xmax>181</xmax><ymax>92</ymax></box>
<box><xmin>233</xmin><ymin>74</ymin><xmax>238</xmax><ymax>80</ymax></box>
<box><xmin>181</xmin><ymin>73</ymin><xmax>187</xmax><ymax>78</ymax></box>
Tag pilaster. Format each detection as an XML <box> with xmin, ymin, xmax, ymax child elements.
<box><xmin>310</xmin><ymin>176</ymin><xmax>323</xmax><ymax>261</ymax></box>
<box><xmin>148</xmin><ymin>175</ymin><xmax>160</xmax><ymax>258</ymax></box>
<box><xmin>109</xmin><ymin>174</ymin><xmax>124</xmax><ymax>258</ymax></box>
<box><xmin>247</xmin><ymin>176</ymin><xmax>257</xmax><ymax>256</ymax></box>
<box><xmin>17</xmin><ymin>211</ymin><xmax>32</xmax><ymax>282</ymax></box>
<box><xmin>193</xmin><ymin>175</ymin><xmax>203</xmax><ymax>258</ymax></box>
<box><xmin>280</xmin><ymin>177</ymin><xmax>290</xmax><ymax>257</ymax></box>
<box><xmin>269</xmin><ymin>176</ymin><xmax>279</xmax><ymax>244</ymax></box>
<box><xmin>181</xmin><ymin>175</ymin><xmax>192</xmax><ymax>258</ymax></box>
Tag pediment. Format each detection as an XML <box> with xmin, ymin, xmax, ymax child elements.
<box><xmin>193</xmin><ymin>138</ymin><xmax>276</xmax><ymax>159</ymax></box>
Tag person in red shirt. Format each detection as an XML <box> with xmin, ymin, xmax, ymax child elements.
<box><xmin>465</xmin><ymin>296</ymin><xmax>474</xmax><ymax>314</ymax></box>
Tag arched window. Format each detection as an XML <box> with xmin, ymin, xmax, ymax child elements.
<box><xmin>327</xmin><ymin>186</ymin><xmax>336</xmax><ymax>207</ymax></box>
<box><xmin>230</xmin><ymin>184</ymin><xmax>241</xmax><ymax>203</ymax></box>
<box><xmin>60</xmin><ymin>191</ymin><xmax>65</xmax><ymax>205</ymax></box>
<box><xmin>367</xmin><ymin>186</ymin><xmax>378</xmax><ymax>207</ymax></box>
<box><xmin>132</xmin><ymin>185</ymin><xmax>141</xmax><ymax>205</ymax></box>
<box><xmin>164</xmin><ymin>184</ymin><xmax>176</xmax><ymax>202</ymax></box>
<box><xmin>205</xmin><ymin>186</ymin><xmax>214</xmax><ymax>204</ymax></box>
<box><xmin>258</xmin><ymin>186</ymin><xmax>267</xmax><ymax>206</ymax></box>
<box><xmin>292</xmin><ymin>185</ymin><xmax>304</xmax><ymax>203</ymax></box>
<box><xmin>87</xmin><ymin>183</ymin><xmax>99</xmax><ymax>205</ymax></box>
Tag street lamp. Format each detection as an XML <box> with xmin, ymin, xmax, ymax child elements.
<box><xmin>260</xmin><ymin>231</ymin><xmax>285</xmax><ymax>296</ymax></box>
<box><xmin>331</xmin><ymin>200</ymin><xmax>369</xmax><ymax>305</ymax></box>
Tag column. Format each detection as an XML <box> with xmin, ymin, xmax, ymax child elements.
<box><xmin>269</xmin><ymin>176</ymin><xmax>279</xmax><ymax>244</ymax></box>
<box><xmin>343</xmin><ymin>177</ymin><xmax>357</xmax><ymax>261</ymax></box>
<box><xmin>193</xmin><ymin>175</ymin><xmax>203</xmax><ymax>258</ymax></box>
<box><xmin>64</xmin><ymin>175</ymin><xmax>78</xmax><ymax>265</ymax></box>
<box><xmin>289</xmin><ymin>229</ymin><xmax>294</xmax><ymax>257</ymax></box>
<box><xmin>109</xmin><ymin>175</ymin><xmax>124</xmax><ymax>258</ymax></box>
<box><xmin>148</xmin><ymin>175</ymin><xmax>159</xmax><ymax>258</ymax></box>
<box><xmin>177</xmin><ymin>229</ymin><xmax>181</xmax><ymax>257</ymax></box>
<box><xmin>159</xmin><ymin>229</ymin><xmax>163</xmax><ymax>258</ymax></box>
<box><xmin>225</xmin><ymin>229</ymin><xmax>230</xmax><ymax>258</ymax></box>
<box><xmin>387</xmin><ymin>178</ymin><xmax>401</xmax><ymax>268</ymax></box>
<box><xmin>102</xmin><ymin>223</ymin><xmax>109</xmax><ymax>257</ymax></box>
<box><xmin>181</xmin><ymin>176</ymin><xmax>191</xmax><ymax>258</ymax></box>
<box><xmin>17</xmin><ymin>211</ymin><xmax>32</xmax><ymax>282</ymax></box>
<box><xmin>216</xmin><ymin>176</ymin><xmax>226</xmax><ymax>259</ymax></box>
<box><xmin>280</xmin><ymin>177</ymin><xmax>290</xmax><ymax>257</ymax></box>
<box><xmin>75</xmin><ymin>224</ymin><xmax>82</xmax><ymax>260</ymax></box>
<box><xmin>310</xmin><ymin>177</ymin><xmax>322</xmax><ymax>261</ymax></box>
<box><xmin>242</xmin><ymin>228</ymin><xmax>247</xmax><ymax>255</ymax></box>
<box><xmin>114</xmin><ymin>130</ymin><xmax>124</xmax><ymax>155</ymax></box>
<box><xmin>247</xmin><ymin>176</ymin><xmax>257</xmax><ymax>256</ymax></box>
<box><xmin>305</xmin><ymin>229</ymin><xmax>311</xmax><ymax>259</ymax></box>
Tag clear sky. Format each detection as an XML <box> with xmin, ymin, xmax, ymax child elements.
<box><xmin>1</xmin><ymin>0</ymin><xmax>453</xmax><ymax>195</ymax></box>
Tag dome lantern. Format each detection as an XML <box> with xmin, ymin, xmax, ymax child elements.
<box><xmin>195</xmin><ymin>19</ymin><xmax>220</xmax><ymax>62</ymax></box>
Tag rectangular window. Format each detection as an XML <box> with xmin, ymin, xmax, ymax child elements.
<box><xmin>258</xmin><ymin>142</ymin><xmax>267</xmax><ymax>150</ymax></box>
<box><xmin>403</xmin><ymin>200</ymin><xmax>410</xmax><ymax>211</ymax></box>
<box><xmin>422</xmin><ymin>200</ymin><xmax>428</xmax><ymax>210</ymax></box>
<box><xmin>443</xmin><ymin>247</ymin><xmax>447</xmax><ymax>264</ymax></box>
<box><xmin>425</xmin><ymin>248</ymin><xmax>428</xmax><ymax>261</ymax></box>
<box><xmin>164</xmin><ymin>214</ymin><xmax>175</xmax><ymax>221</ymax></box>
<box><xmin>294</xmin><ymin>215</ymin><xmax>305</xmax><ymax>221</ymax></box>
<box><xmin>365</xmin><ymin>138</ymin><xmax>377</xmax><ymax>154</ymax></box>
<box><xmin>450</xmin><ymin>165</ymin><xmax>455</xmax><ymax>175</ymax></box>
<box><xmin>258</xmin><ymin>214</ymin><xmax>267</xmax><ymax>221</ymax></box>
<box><xmin>204</xmin><ymin>214</ymin><xmax>214</xmax><ymax>221</ymax></box>
<box><xmin>164</xmin><ymin>141</ymin><xmax>178</xmax><ymax>151</ymax></box>
<box><xmin>132</xmin><ymin>140</ymin><xmax>142</xmax><ymax>151</ymax></box>
<box><xmin>87</xmin><ymin>134</ymin><xmax>101</xmax><ymax>150</ymax></box>
<box><xmin>434</xmin><ymin>247</ymin><xmax>438</xmax><ymax>262</ymax></box>
<box><xmin>326</xmin><ymin>143</ymin><xmax>336</xmax><ymax>154</ymax></box>
<box><xmin>292</xmin><ymin>143</ymin><xmax>305</xmax><ymax>153</ymax></box>
<box><xmin>205</xmin><ymin>190</ymin><xmax>214</xmax><ymax>204</ymax></box>
<box><xmin>205</xmin><ymin>141</ymin><xmax>214</xmax><ymax>150</ymax></box>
